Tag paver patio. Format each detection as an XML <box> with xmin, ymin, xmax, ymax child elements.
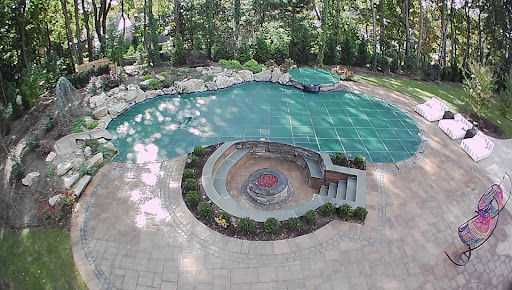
<box><xmin>71</xmin><ymin>81</ymin><xmax>512</xmax><ymax>289</ymax></box>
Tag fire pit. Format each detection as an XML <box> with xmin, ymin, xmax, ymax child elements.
<box><xmin>240</xmin><ymin>168</ymin><xmax>294</xmax><ymax>210</ymax></box>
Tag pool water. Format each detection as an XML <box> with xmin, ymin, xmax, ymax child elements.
<box><xmin>107</xmin><ymin>82</ymin><xmax>421</xmax><ymax>163</ymax></box>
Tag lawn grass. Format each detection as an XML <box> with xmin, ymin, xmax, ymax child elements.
<box><xmin>355</xmin><ymin>75</ymin><xmax>512</xmax><ymax>138</ymax></box>
<box><xmin>0</xmin><ymin>227</ymin><xmax>87</xmax><ymax>290</ymax></box>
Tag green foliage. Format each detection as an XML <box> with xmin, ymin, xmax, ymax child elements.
<box><xmin>66</xmin><ymin>65</ymin><xmax>110</xmax><ymax>89</ymax></box>
<box><xmin>27</xmin><ymin>134</ymin><xmax>40</xmax><ymax>151</ymax></box>
<box><xmin>390</xmin><ymin>53</ymin><xmax>401</xmax><ymax>73</ymax></box>
<box><xmin>84</xmin><ymin>139</ymin><xmax>100</xmax><ymax>153</ymax></box>
<box><xmin>238</xmin><ymin>217</ymin><xmax>256</xmax><ymax>234</ymax></box>
<box><xmin>9</xmin><ymin>154</ymin><xmax>23</xmax><ymax>182</ymax></box>
<box><xmin>187</xmin><ymin>155</ymin><xmax>199</xmax><ymax>167</ymax></box>
<box><xmin>285</xmin><ymin>217</ymin><xmax>301</xmax><ymax>231</ymax></box>
<box><xmin>198</xmin><ymin>201</ymin><xmax>212</xmax><ymax>217</ymax></box>
<box><xmin>356</xmin><ymin>38</ymin><xmax>371</xmax><ymax>67</ymax></box>
<box><xmin>105</xmin><ymin>23</ymin><xmax>130</xmax><ymax>64</ymax></box>
<box><xmin>142</xmin><ymin>75</ymin><xmax>153</xmax><ymax>81</ymax></box>
<box><xmin>45</xmin><ymin>168</ymin><xmax>54</xmax><ymax>179</ymax></box>
<box><xmin>97</xmin><ymin>145</ymin><xmax>115</xmax><ymax>163</ymax></box>
<box><xmin>463</xmin><ymin>62</ymin><xmax>496</xmax><ymax>117</ymax></box>
<box><xmin>337</xmin><ymin>204</ymin><xmax>352</xmax><ymax>219</ymax></box>
<box><xmin>236</xmin><ymin>45</ymin><xmax>252</xmax><ymax>64</ymax></box>
<box><xmin>78</xmin><ymin>162</ymin><xmax>89</xmax><ymax>178</ymax></box>
<box><xmin>323</xmin><ymin>34</ymin><xmax>339</xmax><ymax>65</ymax></box>
<box><xmin>422</xmin><ymin>63</ymin><xmax>441</xmax><ymax>81</ymax></box>
<box><xmin>218</xmin><ymin>59</ymin><xmax>241</xmax><ymax>69</ymax></box>
<box><xmin>281</xmin><ymin>58</ymin><xmax>295</xmax><ymax>72</ymax></box>
<box><xmin>333</xmin><ymin>152</ymin><xmax>348</xmax><ymax>166</ymax></box>
<box><xmin>86</xmin><ymin>121</ymin><xmax>98</xmax><ymax>130</ymax></box>
<box><xmin>217</xmin><ymin>210</ymin><xmax>232</xmax><ymax>221</ymax></box>
<box><xmin>253</xmin><ymin>34</ymin><xmax>271</xmax><ymax>63</ymax></box>
<box><xmin>353</xmin><ymin>155</ymin><xmax>366</xmax><ymax>170</ymax></box>
<box><xmin>340</xmin><ymin>36</ymin><xmax>358</xmax><ymax>66</ymax></box>
<box><xmin>289</xmin><ymin>23</ymin><xmax>314</xmax><ymax>64</ymax></box>
<box><xmin>376</xmin><ymin>55</ymin><xmax>390</xmax><ymax>73</ymax></box>
<box><xmin>212</xmin><ymin>38</ymin><xmax>234</xmax><ymax>61</ymax></box>
<box><xmin>70</xmin><ymin>117</ymin><xmax>85</xmax><ymax>133</ymax></box>
<box><xmin>183</xmin><ymin>168</ymin><xmax>195</xmax><ymax>179</ymax></box>
<box><xmin>172</xmin><ymin>36</ymin><xmax>187</xmax><ymax>65</ymax></box>
<box><xmin>499</xmin><ymin>69</ymin><xmax>512</xmax><ymax>118</ymax></box>
<box><xmin>264</xmin><ymin>217</ymin><xmax>280</xmax><ymax>234</ymax></box>
<box><xmin>403</xmin><ymin>55</ymin><xmax>418</xmax><ymax>73</ymax></box>
<box><xmin>19</xmin><ymin>64</ymin><xmax>43</xmax><ymax>105</ymax></box>
<box><xmin>353</xmin><ymin>207</ymin><xmax>368</xmax><ymax>221</ymax></box>
<box><xmin>183</xmin><ymin>178</ymin><xmax>198</xmax><ymax>191</ymax></box>
<box><xmin>193</xmin><ymin>146</ymin><xmax>205</xmax><ymax>157</ymax></box>
<box><xmin>304</xmin><ymin>210</ymin><xmax>317</xmax><ymax>226</ymax></box>
<box><xmin>186</xmin><ymin>191</ymin><xmax>199</xmax><ymax>206</ymax></box>
<box><xmin>242</xmin><ymin>59</ymin><xmax>264</xmax><ymax>73</ymax></box>
<box><xmin>318</xmin><ymin>202</ymin><xmax>335</xmax><ymax>217</ymax></box>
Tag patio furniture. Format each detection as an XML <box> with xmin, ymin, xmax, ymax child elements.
<box><xmin>414</xmin><ymin>97</ymin><xmax>449</xmax><ymax>121</ymax></box>
<box><xmin>438</xmin><ymin>114</ymin><xmax>473</xmax><ymax>139</ymax></box>
<box><xmin>464</xmin><ymin>128</ymin><xmax>478</xmax><ymax>139</ymax></box>
<box><xmin>460</xmin><ymin>131</ymin><xmax>494</xmax><ymax>162</ymax></box>
<box><xmin>443</xmin><ymin>111</ymin><xmax>455</xmax><ymax>119</ymax></box>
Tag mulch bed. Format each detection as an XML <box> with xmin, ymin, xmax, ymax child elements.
<box><xmin>181</xmin><ymin>144</ymin><xmax>363</xmax><ymax>241</ymax></box>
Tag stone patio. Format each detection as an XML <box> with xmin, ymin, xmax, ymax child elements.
<box><xmin>71</xmin><ymin>81</ymin><xmax>512</xmax><ymax>289</ymax></box>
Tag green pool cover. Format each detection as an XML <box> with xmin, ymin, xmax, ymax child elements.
<box><xmin>288</xmin><ymin>67</ymin><xmax>340</xmax><ymax>85</ymax></box>
<box><xmin>107</xmin><ymin>82</ymin><xmax>421</xmax><ymax>163</ymax></box>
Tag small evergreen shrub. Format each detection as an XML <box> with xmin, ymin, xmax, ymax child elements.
<box><xmin>10</xmin><ymin>156</ymin><xmax>23</xmax><ymax>181</ymax></box>
<box><xmin>242</xmin><ymin>59</ymin><xmax>264</xmax><ymax>73</ymax></box>
<box><xmin>238</xmin><ymin>217</ymin><xmax>256</xmax><ymax>234</ymax></box>
<box><xmin>236</xmin><ymin>45</ymin><xmax>252</xmax><ymax>64</ymax></box>
<box><xmin>198</xmin><ymin>201</ymin><xmax>212</xmax><ymax>217</ymax></box>
<box><xmin>353</xmin><ymin>155</ymin><xmax>366</xmax><ymax>170</ymax></box>
<box><xmin>183</xmin><ymin>178</ymin><xmax>198</xmax><ymax>191</ymax></box>
<box><xmin>183</xmin><ymin>168</ymin><xmax>195</xmax><ymax>179</ymax></box>
<box><xmin>97</xmin><ymin>145</ymin><xmax>115</xmax><ymax>163</ymax></box>
<box><xmin>84</xmin><ymin>139</ymin><xmax>100</xmax><ymax>153</ymax></box>
<box><xmin>217</xmin><ymin>210</ymin><xmax>232</xmax><ymax>222</ymax></box>
<box><xmin>353</xmin><ymin>206</ymin><xmax>368</xmax><ymax>221</ymax></box>
<box><xmin>193</xmin><ymin>146</ymin><xmax>205</xmax><ymax>157</ymax></box>
<box><xmin>86</xmin><ymin>120</ymin><xmax>99</xmax><ymax>130</ymax></box>
<box><xmin>142</xmin><ymin>75</ymin><xmax>153</xmax><ymax>81</ymax></box>
<box><xmin>218</xmin><ymin>59</ymin><xmax>241</xmax><ymax>69</ymax></box>
<box><xmin>337</xmin><ymin>204</ymin><xmax>352</xmax><ymax>219</ymax></box>
<box><xmin>333</xmin><ymin>152</ymin><xmax>348</xmax><ymax>166</ymax></box>
<box><xmin>186</xmin><ymin>191</ymin><xmax>199</xmax><ymax>206</ymax></box>
<box><xmin>356</xmin><ymin>38</ymin><xmax>371</xmax><ymax>67</ymax></box>
<box><xmin>304</xmin><ymin>210</ymin><xmax>317</xmax><ymax>226</ymax></box>
<box><xmin>377</xmin><ymin>55</ymin><xmax>390</xmax><ymax>73</ymax></box>
<box><xmin>264</xmin><ymin>217</ymin><xmax>280</xmax><ymax>234</ymax></box>
<box><xmin>319</xmin><ymin>202</ymin><xmax>335</xmax><ymax>217</ymax></box>
<box><xmin>70</xmin><ymin>117</ymin><xmax>85</xmax><ymax>133</ymax></box>
<box><xmin>187</xmin><ymin>155</ymin><xmax>199</xmax><ymax>167</ymax></box>
<box><xmin>285</xmin><ymin>217</ymin><xmax>301</xmax><ymax>231</ymax></box>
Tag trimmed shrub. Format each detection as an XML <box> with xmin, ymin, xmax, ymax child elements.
<box><xmin>198</xmin><ymin>201</ymin><xmax>212</xmax><ymax>217</ymax></box>
<box><xmin>264</xmin><ymin>217</ymin><xmax>280</xmax><ymax>234</ymax></box>
<box><xmin>356</xmin><ymin>38</ymin><xmax>371</xmax><ymax>67</ymax></box>
<box><xmin>187</xmin><ymin>155</ymin><xmax>199</xmax><ymax>167</ymax></box>
<box><xmin>142</xmin><ymin>75</ymin><xmax>153</xmax><ymax>81</ymax></box>
<box><xmin>339</xmin><ymin>36</ymin><xmax>357</xmax><ymax>66</ymax></box>
<box><xmin>333</xmin><ymin>152</ymin><xmax>348</xmax><ymax>166</ymax></box>
<box><xmin>377</xmin><ymin>55</ymin><xmax>390</xmax><ymax>73</ymax></box>
<box><xmin>183</xmin><ymin>178</ymin><xmax>198</xmax><ymax>191</ymax></box>
<box><xmin>253</xmin><ymin>34</ymin><xmax>271</xmax><ymax>63</ymax></box>
<box><xmin>353</xmin><ymin>206</ymin><xmax>368</xmax><ymax>221</ymax></box>
<box><xmin>242</xmin><ymin>59</ymin><xmax>265</xmax><ymax>73</ymax></box>
<box><xmin>238</xmin><ymin>217</ymin><xmax>256</xmax><ymax>234</ymax></box>
<box><xmin>318</xmin><ymin>202</ymin><xmax>335</xmax><ymax>217</ymax></box>
<box><xmin>218</xmin><ymin>59</ymin><xmax>241</xmax><ymax>69</ymax></box>
<box><xmin>390</xmin><ymin>55</ymin><xmax>401</xmax><ymax>73</ymax></box>
<box><xmin>183</xmin><ymin>168</ymin><xmax>195</xmax><ymax>179</ymax></box>
<box><xmin>193</xmin><ymin>146</ymin><xmax>205</xmax><ymax>157</ymax></box>
<box><xmin>285</xmin><ymin>217</ymin><xmax>301</xmax><ymax>231</ymax></box>
<box><xmin>9</xmin><ymin>156</ymin><xmax>23</xmax><ymax>181</ymax></box>
<box><xmin>236</xmin><ymin>45</ymin><xmax>252</xmax><ymax>64</ymax></box>
<box><xmin>404</xmin><ymin>55</ymin><xmax>418</xmax><ymax>73</ymax></box>
<box><xmin>353</xmin><ymin>155</ymin><xmax>366</xmax><ymax>170</ymax></box>
<box><xmin>304</xmin><ymin>210</ymin><xmax>317</xmax><ymax>226</ymax></box>
<box><xmin>186</xmin><ymin>191</ymin><xmax>199</xmax><ymax>206</ymax></box>
<box><xmin>84</xmin><ymin>139</ymin><xmax>100</xmax><ymax>152</ymax></box>
<box><xmin>337</xmin><ymin>204</ymin><xmax>352</xmax><ymax>219</ymax></box>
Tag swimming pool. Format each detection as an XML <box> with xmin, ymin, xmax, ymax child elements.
<box><xmin>106</xmin><ymin>82</ymin><xmax>421</xmax><ymax>163</ymax></box>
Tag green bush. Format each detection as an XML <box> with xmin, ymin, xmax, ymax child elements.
<box><xmin>281</xmin><ymin>58</ymin><xmax>295</xmax><ymax>72</ymax></box>
<box><xmin>337</xmin><ymin>204</ymin><xmax>352</xmax><ymax>219</ymax></box>
<box><xmin>86</xmin><ymin>120</ymin><xmax>98</xmax><ymax>130</ymax></box>
<box><xmin>84</xmin><ymin>139</ymin><xmax>100</xmax><ymax>152</ymax></box>
<box><xmin>142</xmin><ymin>75</ymin><xmax>153</xmax><ymax>81</ymax></box>
<box><xmin>304</xmin><ymin>210</ymin><xmax>317</xmax><ymax>226</ymax></box>
<box><xmin>217</xmin><ymin>210</ymin><xmax>232</xmax><ymax>222</ymax></box>
<box><xmin>253</xmin><ymin>34</ymin><xmax>271</xmax><ymax>63</ymax></box>
<box><xmin>264</xmin><ymin>217</ymin><xmax>280</xmax><ymax>234</ymax></box>
<box><xmin>285</xmin><ymin>217</ymin><xmax>301</xmax><ymax>231</ymax></box>
<box><xmin>198</xmin><ymin>201</ymin><xmax>212</xmax><ymax>217</ymax></box>
<box><xmin>403</xmin><ymin>55</ymin><xmax>418</xmax><ymax>73</ymax></box>
<box><xmin>172</xmin><ymin>36</ymin><xmax>187</xmax><ymax>65</ymax></box>
<box><xmin>289</xmin><ymin>23</ymin><xmax>314</xmax><ymax>64</ymax></box>
<box><xmin>238</xmin><ymin>217</ymin><xmax>256</xmax><ymax>234</ymax></box>
<box><xmin>377</xmin><ymin>55</ymin><xmax>390</xmax><ymax>73</ymax></box>
<box><xmin>218</xmin><ymin>59</ymin><xmax>241</xmax><ymax>69</ymax></box>
<box><xmin>183</xmin><ymin>178</ymin><xmax>198</xmax><ymax>191</ymax></box>
<box><xmin>390</xmin><ymin>54</ymin><xmax>401</xmax><ymax>73</ymax></box>
<box><xmin>339</xmin><ymin>36</ymin><xmax>357</xmax><ymax>66</ymax></box>
<box><xmin>353</xmin><ymin>155</ymin><xmax>366</xmax><ymax>170</ymax></box>
<box><xmin>78</xmin><ymin>162</ymin><xmax>89</xmax><ymax>178</ymax></box>
<box><xmin>236</xmin><ymin>45</ymin><xmax>252</xmax><ymax>64</ymax></box>
<box><xmin>97</xmin><ymin>145</ymin><xmax>115</xmax><ymax>163</ymax></box>
<box><xmin>356</xmin><ymin>38</ymin><xmax>371</xmax><ymax>67</ymax></box>
<box><xmin>187</xmin><ymin>155</ymin><xmax>199</xmax><ymax>167</ymax></box>
<box><xmin>66</xmin><ymin>65</ymin><xmax>110</xmax><ymax>89</ymax></box>
<box><xmin>318</xmin><ymin>202</ymin><xmax>335</xmax><ymax>217</ymax></box>
<box><xmin>70</xmin><ymin>117</ymin><xmax>85</xmax><ymax>133</ymax></box>
<box><xmin>333</xmin><ymin>152</ymin><xmax>348</xmax><ymax>166</ymax></box>
<box><xmin>242</xmin><ymin>59</ymin><xmax>265</xmax><ymax>73</ymax></box>
<box><xmin>212</xmin><ymin>38</ymin><xmax>234</xmax><ymax>61</ymax></box>
<box><xmin>193</xmin><ymin>146</ymin><xmax>205</xmax><ymax>157</ymax></box>
<box><xmin>183</xmin><ymin>168</ymin><xmax>195</xmax><ymax>179</ymax></box>
<box><xmin>186</xmin><ymin>191</ymin><xmax>199</xmax><ymax>206</ymax></box>
<box><xmin>353</xmin><ymin>206</ymin><xmax>368</xmax><ymax>221</ymax></box>
<box><xmin>45</xmin><ymin>168</ymin><xmax>54</xmax><ymax>179</ymax></box>
<box><xmin>9</xmin><ymin>156</ymin><xmax>23</xmax><ymax>181</ymax></box>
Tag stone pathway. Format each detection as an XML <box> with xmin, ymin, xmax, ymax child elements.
<box><xmin>71</xmin><ymin>82</ymin><xmax>512</xmax><ymax>289</ymax></box>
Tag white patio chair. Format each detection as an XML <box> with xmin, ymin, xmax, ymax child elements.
<box><xmin>415</xmin><ymin>97</ymin><xmax>449</xmax><ymax>122</ymax></box>
<box><xmin>460</xmin><ymin>131</ymin><xmax>494</xmax><ymax>162</ymax></box>
<box><xmin>438</xmin><ymin>114</ymin><xmax>473</xmax><ymax>139</ymax></box>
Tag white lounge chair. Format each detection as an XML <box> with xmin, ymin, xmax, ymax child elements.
<box><xmin>438</xmin><ymin>114</ymin><xmax>473</xmax><ymax>139</ymax></box>
<box><xmin>460</xmin><ymin>131</ymin><xmax>494</xmax><ymax>162</ymax></box>
<box><xmin>415</xmin><ymin>97</ymin><xmax>449</xmax><ymax>121</ymax></box>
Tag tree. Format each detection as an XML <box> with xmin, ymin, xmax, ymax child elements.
<box><xmin>73</xmin><ymin>0</ymin><xmax>83</xmax><ymax>64</ymax></box>
<box><xmin>82</xmin><ymin>0</ymin><xmax>94</xmax><ymax>60</ymax></box>
<box><xmin>91</xmin><ymin>0</ymin><xmax>113</xmax><ymax>54</ymax></box>
<box><xmin>60</xmin><ymin>0</ymin><xmax>77</xmax><ymax>70</ymax></box>
<box><xmin>371</xmin><ymin>0</ymin><xmax>377</xmax><ymax>69</ymax></box>
<box><xmin>463</xmin><ymin>62</ymin><xmax>496</xmax><ymax>117</ymax></box>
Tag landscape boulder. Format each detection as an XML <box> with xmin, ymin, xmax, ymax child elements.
<box><xmin>254</xmin><ymin>69</ymin><xmax>272</xmax><ymax>82</ymax></box>
<box><xmin>22</xmin><ymin>172</ymin><xmax>40</xmax><ymax>186</ymax></box>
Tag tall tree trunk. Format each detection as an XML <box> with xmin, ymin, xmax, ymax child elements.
<box><xmin>121</xmin><ymin>0</ymin><xmax>125</xmax><ymax>36</ymax></box>
<box><xmin>45</xmin><ymin>21</ymin><xmax>52</xmax><ymax>57</ymax></box>
<box><xmin>82</xmin><ymin>0</ymin><xmax>94</xmax><ymax>60</ymax></box>
<box><xmin>477</xmin><ymin>2</ymin><xmax>483</xmax><ymax>63</ymax></box>
<box><xmin>234</xmin><ymin>0</ymin><xmax>241</xmax><ymax>43</ymax></box>
<box><xmin>91</xmin><ymin>0</ymin><xmax>112</xmax><ymax>54</ymax></box>
<box><xmin>379</xmin><ymin>0</ymin><xmax>385</xmax><ymax>54</ymax></box>
<box><xmin>371</xmin><ymin>0</ymin><xmax>377</xmax><ymax>67</ymax></box>
<box><xmin>174</xmin><ymin>0</ymin><xmax>181</xmax><ymax>35</ymax></box>
<box><xmin>206</xmin><ymin>0</ymin><xmax>215</xmax><ymax>59</ymax></box>
<box><xmin>61</xmin><ymin>0</ymin><xmax>77</xmax><ymax>70</ymax></box>
<box><xmin>463</xmin><ymin>0</ymin><xmax>470</xmax><ymax>69</ymax></box>
<box><xmin>417</xmin><ymin>0</ymin><xmax>423</xmax><ymax>64</ymax></box>
<box><xmin>17</xmin><ymin>0</ymin><xmax>29</xmax><ymax>69</ymax></box>
<box><xmin>440</xmin><ymin>0</ymin><xmax>447</xmax><ymax>66</ymax></box>
<box><xmin>73</xmin><ymin>0</ymin><xmax>83</xmax><ymax>64</ymax></box>
<box><xmin>449</xmin><ymin>0</ymin><xmax>455</xmax><ymax>65</ymax></box>
<box><xmin>404</xmin><ymin>0</ymin><xmax>411</xmax><ymax>58</ymax></box>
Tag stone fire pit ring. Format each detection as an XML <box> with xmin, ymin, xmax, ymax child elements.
<box><xmin>240</xmin><ymin>168</ymin><xmax>294</xmax><ymax>210</ymax></box>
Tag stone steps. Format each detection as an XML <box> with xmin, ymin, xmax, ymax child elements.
<box><xmin>317</xmin><ymin>177</ymin><xmax>358</xmax><ymax>206</ymax></box>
